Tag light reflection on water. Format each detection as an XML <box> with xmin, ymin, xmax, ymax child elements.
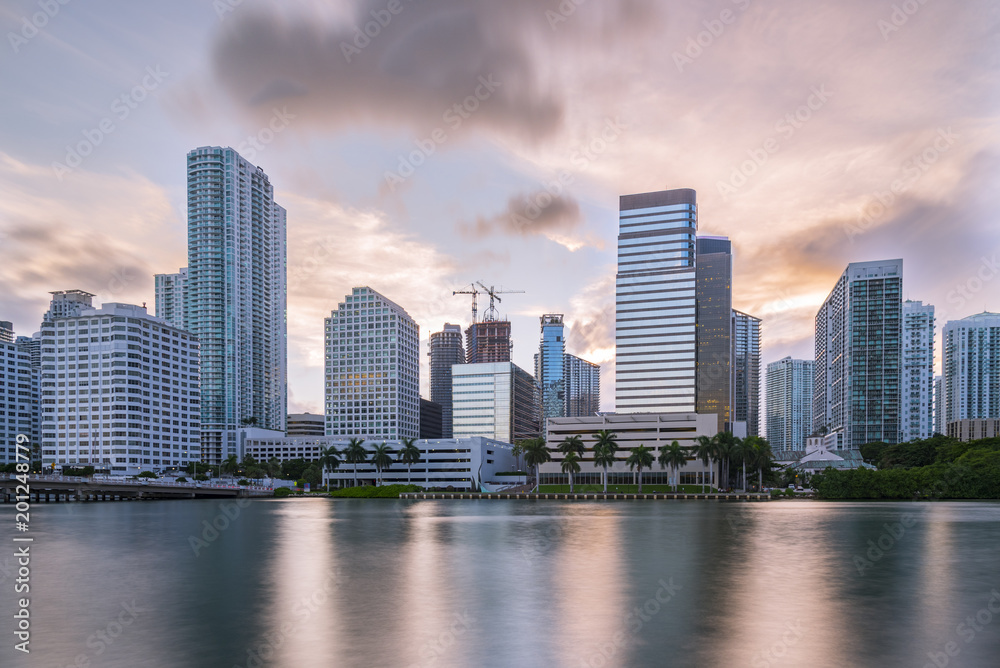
<box><xmin>2</xmin><ymin>499</ymin><xmax>1000</xmax><ymax>667</ymax></box>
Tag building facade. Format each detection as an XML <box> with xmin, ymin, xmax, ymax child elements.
<box><xmin>465</xmin><ymin>320</ymin><xmax>512</xmax><ymax>364</ymax></box>
<box><xmin>39</xmin><ymin>302</ymin><xmax>200</xmax><ymax>475</ymax></box>
<box><xmin>428</xmin><ymin>323</ymin><xmax>464</xmax><ymax>438</ymax></box>
<box><xmin>934</xmin><ymin>375</ymin><xmax>943</xmax><ymax>435</ymax></box>
<box><xmin>814</xmin><ymin>259</ymin><xmax>903</xmax><ymax>449</ymax></box>
<box><xmin>184</xmin><ymin>146</ymin><xmax>287</xmax><ymax>465</ymax></box>
<box><xmin>766</xmin><ymin>357</ymin><xmax>814</xmax><ymax>453</ymax></box>
<box><xmin>616</xmin><ymin>188</ymin><xmax>698</xmax><ymax>413</ymax></box>
<box><xmin>44</xmin><ymin>290</ymin><xmax>96</xmax><ymax>322</ymax></box>
<box><xmin>451</xmin><ymin>362</ymin><xmax>540</xmax><ymax>443</ymax></box>
<box><xmin>947</xmin><ymin>418</ymin><xmax>1000</xmax><ymax>442</ymax></box>
<box><xmin>0</xmin><ymin>324</ymin><xmax>38</xmax><ymax>465</ymax></box>
<box><xmin>564</xmin><ymin>353</ymin><xmax>600</xmax><ymax>418</ymax></box>
<box><xmin>901</xmin><ymin>300</ymin><xmax>935</xmax><ymax>441</ymax></box>
<box><xmin>324</xmin><ymin>286</ymin><xmax>420</xmax><ymax>440</ymax></box>
<box><xmin>942</xmin><ymin>312</ymin><xmax>1000</xmax><ymax>426</ymax></box>
<box><xmin>420</xmin><ymin>398</ymin><xmax>443</xmax><ymax>439</ymax></box>
<box><xmin>154</xmin><ymin>268</ymin><xmax>188</xmax><ymax>331</ymax></box>
<box><xmin>286</xmin><ymin>413</ymin><xmax>324</xmax><ymax>436</ymax></box>
<box><xmin>695</xmin><ymin>236</ymin><xmax>733</xmax><ymax>433</ymax></box>
<box><xmin>732</xmin><ymin>309</ymin><xmax>761</xmax><ymax>436</ymax></box>
<box><xmin>538</xmin><ymin>314</ymin><xmax>566</xmax><ymax>421</ymax></box>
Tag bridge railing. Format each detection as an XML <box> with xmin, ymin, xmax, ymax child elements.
<box><xmin>4</xmin><ymin>474</ymin><xmax>272</xmax><ymax>492</ymax></box>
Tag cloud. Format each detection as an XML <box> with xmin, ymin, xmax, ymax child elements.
<box><xmin>457</xmin><ymin>190</ymin><xmax>589</xmax><ymax>248</ymax></box>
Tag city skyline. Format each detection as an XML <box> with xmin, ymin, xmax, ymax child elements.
<box><xmin>1</xmin><ymin>1</ymin><xmax>997</xmax><ymax>419</ymax></box>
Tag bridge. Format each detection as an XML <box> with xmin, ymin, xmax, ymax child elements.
<box><xmin>1</xmin><ymin>474</ymin><xmax>274</xmax><ymax>502</ymax></box>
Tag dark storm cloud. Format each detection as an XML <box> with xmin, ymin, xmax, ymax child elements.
<box><xmin>205</xmin><ymin>0</ymin><xmax>662</xmax><ymax>142</ymax></box>
<box><xmin>459</xmin><ymin>190</ymin><xmax>582</xmax><ymax>239</ymax></box>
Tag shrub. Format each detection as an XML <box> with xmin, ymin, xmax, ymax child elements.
<box><xmin>329</xmin><ymin>484</ymin><xmax>422</xmax><ymax>498</ymax></box>
<box><xmin>274</xmin><ymin>487</ymin><xmax>292</xmax><ymax>498</ymax></box>
<box><xmin>195</xmin><ymin>474</ymin><xmax>209</xmax><ymax>481</ymax></box>
<box><xmin>137</xmin><ymin>471</ymin><xmax>158</xmax><ymax>479</ymax></box>
<box><xmin>238</xmin><ymin>478</ymin><xmax>250</xmax><ymax>486</ymax></box>
<box><xmin>176</xmin><ymin>476</ymin><xmax>188</xmax><ymax>483</ymax></box>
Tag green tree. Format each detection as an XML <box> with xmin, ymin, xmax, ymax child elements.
<box><xmin>729</xmin><ymin>436</ymin><xmax>750</xmax><ymax>491</ymax></box>
<box><xmin>240</xmin><ymin>417</ymin><xmax>258</xmax><ymax>426</ymax></box>
<box><xmin>695</xmin><ymin>435</ymin><xmax>714</xmax><ymax>493</ymax></box>
<box><xmin>511</xmin><ymin>440</ymin><xmax>526</xmax><ymax>471</ymax></box>
<box><xmin>593</xmin><ymin>430</ymin><xmax>618</xmax><ymax>493</ymax></box>
<box><xmin>626</xmin><ymin>445</ymin><xmax>654</xmax><ymax>493</ymax></box>
<box><xmin>222</xmin><ymin>455</ymin><xmax>239</xmax><ymax>476</ymax></box>
<box><xmin>319</xmin><ymin>445</ymin><xmax>342</xmax><ymax>489</ymax></box>
<box><xmin>280</xmin><ymin>458</ymin><xmax>310</xmax><ymax>481</ymax></box>
<box><xmin>265</xmin><ymin>457</ymin><xmax>281</xmax><ymax>478</ymax></box>
<box><xmin>562</xmin><ymin>451</ymin><xmax>582</xmax><ymax>493</ymax></box>
<box><xmin>396</xmin><ymin>438</ymin><xmax>421</xmax><ymax>485</ymax></box>
<box><xmin>714</xmin><ymin>432</ymin><xmax>737</xmax><ymax>492</ymax></box>
<box><xmin>558</xmin><ymin>435</ymin><xmax>586</xmax><ymax>457</ymax></box>
<box><xmin>344</xmin><ymin>438</ymin><xmax>368</xmax><ymax>487</ymax></box>
<box><xmin>371</xmin><ymin>442</ymin><xmax>394</xmax><ymax>486</ymax></box>
<box><xmin>658</xmin><ymin>440</ymin><xmax>687</xmax><ymax>492</ymax></box>
<box><xmin>523</xmin><ymin>438</ymin><xmax>551</xmax><ymax>492</ymax></box>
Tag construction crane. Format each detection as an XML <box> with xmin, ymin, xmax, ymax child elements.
<box><xmin>453</xmin><ymin>284</ymin><xmax>481</xmax><ymax>323</ymax></box>
<box><xmin>475</xmin><ymin>281</ymin><xmax>525</xmax><ymax>322</ymax></box>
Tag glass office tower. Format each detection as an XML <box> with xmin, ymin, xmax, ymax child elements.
<box><xmin>615</xmin><ymin>188</ymin><xmax>698</xmax><ymax>413</ymax></box>
<box><xmin>695</xmin><ymin>237</ymin><xmax>733</xmax><ymax>433</ymax></box>
<box><xmin>538</xmin><ymin>314</ymin><xmax>566</xmax><ymax>421</ymax></box>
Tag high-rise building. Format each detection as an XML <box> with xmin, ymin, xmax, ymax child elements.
<box><xmin>419</xmin><ymin>398</ymin><xmax>443</xmax><ymax>439</ymax></box>
<box><xmin>325</xmin><ymin>287</ymin><xmax>420</xmax><ymax>440</ymax></box>
<box><xmin>184</xmin><ymin>146</ymin><xmax>287</xmax><ymax>465</ymax></box>
<box><xmin>428</xmin><ymin>323</ymin><xmax>465</xmax><ymax>438</ymax></box>
<box><xmin>538</xmin><ymin>314</ymin><xmax>566</xmax><ymax>421</ymax></box>
<box><xmin>942</xmin><ymin>312</ymin><xmax>1000</xmax><ymax>428</ymax></box>
<box><xmin>452</xmin><ymin>362</ymin><xmax>540</xmax><ymax>443</ymax></box>
<box><xmin>814</xmin><ymin>259</ymin><xmax>903</xmax><ymax>449</ymax></box>
<box><xmin>154</xmin><ymin>268</ymin><xmax>188</xmax><ymax>330</ymax></box>
<box><xmin>732</xmin><ymin>310</ymin><xmax>761</xmax><ymax>436</ymax></box>
<box><xmin>465</xmin><ymin>320</ymin><xmax>512</xmax><ymax>364</ymax></box>
<box><xmin>695</xmin><ymin>237</ymin><xmax>733</xmax><ymax>433</ymax></box>
<box><xmin>934</xmin><ymin>375</ymin><xmax>943</xmax><ymax>435</ymax></box>
<box><xmin>39</xmin><ymin>302</ymin><xmax>200</xmax><ymax>474</ymax></box>
<box><xmin>766</xmin><ymin>357</ymin><xmax>814</xmax><ymax>453</ymax></box>
<box><xmin>0</xmin><ymin>323</ymin><xmax>38</xmax><ymax>465</ymax></box>
<box><xmin>616</xmin><ymin>188</ymin><xmax>698</xmax><ymax>413</ymax></box>
<box><xmin>44</xmin><ymin>290</ymin><xmax>95</xmax><ymax>322</ymax></box>
<box><xmin>901</xmin><ymin>300</ymin><xmax>935</xmax><ymax>441</ymax></box>
<box><xmin>564</xmin><ymin>353</ymin><xmax>600</xmax><ymax>418</ymax></box>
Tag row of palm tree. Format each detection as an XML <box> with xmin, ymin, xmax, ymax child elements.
<box><xmin>519</xmin><ymin>431</ymin><xmax>774</xmax><ymax>493</ymax></box>
<box><xmin>317</xmin><ymin>437</ymin><xmax>423</xmax><ymax>487</ymax></box>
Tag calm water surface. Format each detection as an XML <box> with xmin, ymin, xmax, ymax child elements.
<box><xmin>2</xmin><ymin>498</ymin><xmax>1000</xmax><ymax>667</ymax></box>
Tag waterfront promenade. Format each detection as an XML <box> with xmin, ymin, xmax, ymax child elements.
<box><xmin>0</xmin><ymin>473</ymin><xmax>273</xmax><ymax>502</ymax></box>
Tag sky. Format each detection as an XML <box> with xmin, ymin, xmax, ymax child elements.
<box><xmin>1</xmin><ymin>0</ymin><xmax>998</xmax><ymax>417</ymax></box>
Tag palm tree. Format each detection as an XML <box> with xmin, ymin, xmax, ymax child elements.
<box><xmin>695</xmin><ymin>436</ymin><xmax>714</xmax><ymax>493</ymax></box>
<box><xmin>658</xmin><ymin>440</ymin><xmax>687</xmax><ymax>492</ymax></box>
<box><xmin>558</xmin><ymin>435</ymin><xmax>585</xmax><ymax>457</ymax></box>
<box><xmin>318</xmin><ymin>445</ymin><xmax>341</xmax><ymax>489</ymax></box>
<box><xmin>396</xmin><ymin>438</ymin><xmax>421</xmax><ymax>484</ymax></box>
<box><xmin>753</xmin><ymin>438</ymin><xmax>774</xmax><ymax>491</ymax></box>
<box><xmin>593</xmin><ymin>443</ymin><xmax>616</xmax><ymax>494</ymax></box>
<box><xmin>344</xmin><ymin>438</ymin><xmax>368</xmax><ymax>487</ymax></box>
<box><xmin>561</xmin><ymin>451</ymin><xmax>582</xmax><ymax>493</ymax></box>
<box><xmin>593</xmin><ymin>430</ymin><xmax>618</xmax><ymax>493</ymax></box>
<box><xmin>371</xmin><ymin>442</ymin><xmax>394</xmax><ymax>486</ymax></box>
<box><xmin>625</xmin><ymin>445</ymin><xmax>654</xmax><ymax>493</ymax></box>
<box><xmin>713</xmin><ymin>433</ymin><xmax>734</xmax><ymax>492</ymax></box>
<box><xmin>511</xmin><ymin>440</ymin><xmax>526</xmax><ymax>471</ymax></box>
<box><xmin>729</xmin><ymin>436</ymin><xmax>749</xmax><ymax>491</ymax></box>
<box><xmin>222</xmin><ymin>454</ymin><xmax>238</xmax><ymax>477</ymax></box>
<box><xmin>265</xmin><ymin>456</ymin><xmax>281</xmax><ymax>478</ymax></box>
<box><xmin>522</xmin><ymin>438</ymin><xmax>551</xmax><ymax>492</ymax></box>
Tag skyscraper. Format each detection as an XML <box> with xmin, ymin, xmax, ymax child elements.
<box><xmin>428</xmin><ymin>323</ymin><xmax>465</xmax><ymax>438</ymax></box>
<box><xmin>934</xmin><ymin>375</ymin><xmax>943</xmax><ymax>435</ymax></box>
<box><xmin>38</xmin><ymin>302</ymin><xmax>200</xmax><ymax>474</ymax></box>
<box><xmin>154</xmin><ymin>268</ymin><xmax>188</xmax><ymax>330</ymax></box>
<box><xmin>44</xmin><ymin>290</ymin><xmax>95</xmax><ymax>322</ymax></box>
<box><xmin>564</xmin><ymin>353</ymin><xmax>600</xmax><ymax>417</ymax></box>
<box><xmin>732</xmin><ymin>310</ymin><xmax>761</xmax><ymax>436</ymax></box>
<box><xmin>901</xmin><ymin>300</ymin><xmax>935</xmax><ymax>441</ymax></box>
<box><xmin>538</xmin><ymin>314</ymin><xmax>566</xmax><ymax>421</ymax></box>
<box><xmin>814</xmin><ymin>259</ymin><xmax>903</xmax><ymax>449</ymax></box>
<box><xmin>942</xmin><ymin>312</ymin><xmax>1000</xmax><ymax>428</ymax></box>
<box><xmin>325</xmin><ymin>287</ymin><xmax>420</xmax><ymax>440</ymax></box>
<box><xmin>184</xmin><ymin>146</ymin><xmax>287</xmax><ymax>464</ymax></box>
<box><xmin>452</xmin><ymin>362</ymin><xmax>540</xmax><ymax>443</ymax></box>
<box><xmin>0</xmin><ymin>323</ymin><xmax>37</xmax><ymax>465</ymax></box>
<box><xmin>766</xmin><ymin>357</ymin><xmax>814</xmax><ymax>453</ymax></box>
<box><xmin>616</xmin><ymin>188</ymin><xmax>698</xmax><ymax>413</ymax></box>
<box><xmin>465</xmin><ymin>320</ymin><xmax>511</xmax><ymax>363</ymax></box>
<box><xmin>695</xmin><ymin>237</ymin><xmax>733</xmax><ymax>433</ymax></box>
